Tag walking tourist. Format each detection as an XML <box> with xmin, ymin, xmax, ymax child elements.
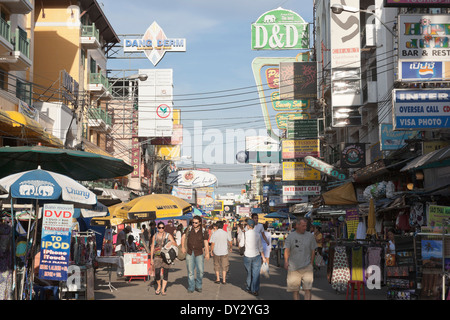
<box><xmin>115</xmin><ymin>225</ymin><xmax>131</xmax><ymax>277</ymax></box>
<box><xmin>262</xmin><ymin>222</ymin><xmax>272</xmax><ymax>262</ymax></box>
<box><xmin>243</xmin><ymin>219</ymin><xmax>267</xmax><ymax>296</ymax></box>
<box><xmin>284</xmin><ymin>217</ymin><xmax>317</xmax><ymax>300</ymax></box>
<box><xmin>181</xmin><ymin>216</ymin><xmax>210</xmax><ymax>293</ymax></box>
<box><xmin>250</xmin><ymin>213</ymin><xmax>270</xmax><ymax>246</ymax></box>
<box><xmin>150</xmin><ymin>222</ymin><xmax>176</xmax><ymax>296</ymax></box>
<box><xmin>210</xmin><ymin>220</ymin><xmax>232</xmax><ymax>284</ymax></box>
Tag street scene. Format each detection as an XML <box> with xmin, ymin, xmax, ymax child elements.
<box><xmin>0</xmin><ymin>0</ymin><xmax>449</xmax><ymax>305</ymax></box>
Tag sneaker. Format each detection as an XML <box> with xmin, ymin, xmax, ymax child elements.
<box><xmin>195</xmin><ymin>288</ymin><xmax>202</xmax><ymax>293</ymax></box>
<box><xmin>187</xmin><ymin>290</ymin><xmax>194</xmax><ymax>293</ymax></box>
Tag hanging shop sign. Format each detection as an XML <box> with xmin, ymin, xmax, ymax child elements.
<box><xmin>279</xmin><ymin>62</ymin><xmax>317</xmax><ymax>100</ymax></box>
<box><xmin>304</xmin><ymin>156</ymin><xmax>347</xmax><ymax>181</ymax></box>
<box><xmin>385</xmin><ymin>0</ymin><xmax>450</xmax><ymax>7</ymax></box>
<box><xmin>398</xmin><ymin>15</ymin><xmax>450</xmax><ymax>63</ymax></box>
<box><xmin>251</xmin><ymin>8</ymin><xmax>309</xmax><ymax>50</ymax></box>
<box><xmin>171</xmin><ymin>186</ymin><xmax>195</xmax><ymax>202</ymax></box>
<box><xmin>123</xmin><ymin>21</ymin><xmax>186</xmax><ymax>66</ymax></box>
<box><xmin>167</xmin><ymin>170</ymin><xmax>217</xmax><ymax>188</ymax></box>
<box><xmin>398</xmin><ymin>61</ymin><xmax>450</xmax><ymax>82</ymax></box>
<box><xmin>271</xmin><ymin>92</ymin><xmax>310</xmax><ymax>111</ymax></box>
<box><xmin>131</xmin><ymin>106</ymin><xmax>139</xmax><ymax>178</ymax></box>
<box><xmin>282</xmin><ymin>139</ymin><xmax>320</xmax><ymax>159</ymax></box>
<box><xmin>341</xmin><ymin>143</ymin><xmax>366</xmax><ymax>169</ymax></box>
<box><xmin>282</xmin><ymin>161</ymin><xmax>321</xmax><ymax>181</ymax></box>
<box><xmin>380</xmin><ymin>123</ymin><xmax>419</xmax><ymax>151</ymax></box>
<box><xmin>282</xmin><ymin>185</ymin><xmax>321</xmax><ymax>196</ymax></box>
<box><xmin>283</xmin><ymin>195</ymin><xmax>309</xmax><ymax>204</ymax></box>
<box><xmin>286</xmin><ymin>119</ymin><xmax>318</xmax><ymax>139</ymax></box>
<box><xmin>276</xmin><ymin>113</ymin><xmax>311</xmax><ymax>129</ymax></box>
<box><xmin>39</xmin><ymin>204</ymin><xmax>74</xmax><ymax>281</ymax></box>
<box><xmin>392</xmin><ymin>89</ymin><xmax>450</xmax><ymax>130</ymax></box>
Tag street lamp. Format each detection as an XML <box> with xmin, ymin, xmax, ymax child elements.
<box><xmin>330</xmin><ymin>3</ymin><xmax>395</xmax><ymax>36</ymax></box>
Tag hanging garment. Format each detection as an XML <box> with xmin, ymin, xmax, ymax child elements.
<box><xmin>366</xmin><ymin>246</ymin><xmax>382</xmax><ymax>282</ymax></box>
<box><xmin>356</xmin><ymin>220</ymin><xmax>367</xmax><ymax>240</ymax></box>
<box><xmin>331</xmin><ymin>246</ymin><xmax>351</xmax><ymax>292</ymax></box>
<box><xmin>351</xmin><ymin>246</ymin><xmax>364</xmax><ymax>282</ymax></box>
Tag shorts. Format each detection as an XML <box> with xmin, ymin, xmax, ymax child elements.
<box><xmin>213</xmin><ymin>254</ymin><xmax>229</xmax><ymax>273</ymax></box>
<box><xmin>287</xmin><ymin>264</ymin><xmax>314</xmax><ymax>292</ymax></box>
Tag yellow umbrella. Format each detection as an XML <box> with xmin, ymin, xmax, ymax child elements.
<box><xmin>91</xmin><ymin>202</ymin><xmax>129</xmax><ymax>226</ymax></box>
<box><xmin>119</xmin><ymin>194</ymin><xmax>192</xmax><ymax>221</ymax></box>
<box><xmin>367</xmin><ymin>198</ymin><xmax>377</xmax><ymax>236</ymax></box>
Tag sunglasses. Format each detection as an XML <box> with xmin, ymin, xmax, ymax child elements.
<box><xmin>158</xmin><ymin>226</ymin><xmax>165</xmax><ymax>229</ymax></box>
<box><xmin>192</xmin><ymin>222</ymin><xmax>200</xmax><ymax>225</ymax></box>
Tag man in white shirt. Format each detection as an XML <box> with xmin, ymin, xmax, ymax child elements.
<box><xmin>243</xmin><ymin>219</ymin><xmax>267</xmax><ymax>296</ymax></box>
<box><xmin>251</xmin><ymin>213</ymin><xmax>270</xmax><ymax>246</ymax></box>
<box><xmin>210</xmin><ymin>221</ymin><xmax>232</xmax><ymax>284</ymax></box>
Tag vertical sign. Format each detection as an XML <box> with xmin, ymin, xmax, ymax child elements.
<box><xmin>279</xmin><ymin>62</ymin><xmax>317</xmax><ymax>100</ymax></box>
<box><xmin>345</xmin><ymin>208</ymin><xmax>359</xmax><ymax>238</ymax></box>
<box><xmin>39</xmin><ymin>204</ymin><xmax>74</xmax><ymax>281</ymax></box>
<box><xmin>131</xmin><ymin>105</ymin><xmax>139</xmax><ymax>178</ymax></box>
<box><xmin>330</xmin><ymin>0</ymin><xmax>362</xmax><ymax>126</ymax></box>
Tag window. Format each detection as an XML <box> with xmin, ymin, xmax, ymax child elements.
<box><xmin>16</xmin><ymin>79</ymin><xmax>32</xmax><ymax>105</ymax></box>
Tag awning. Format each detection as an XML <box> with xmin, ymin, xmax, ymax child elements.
<box><xmin>82</xmin><ymin>138</ymin><xmax>114</xmax><ymax>157</ymax></box>
<box><xmin>322</xmin><ymin>182</ymin><xmax>358</xmax><ymax>206</ymax></box>
<box><xmin>401</xmin><ymin>145</ymin><xmax>450</xmax><ymax>172</ymax></box>
<box><xmin>0</xmin><ymin>110</ymin><xmax>63</xmax><ymax>147</ymax></box>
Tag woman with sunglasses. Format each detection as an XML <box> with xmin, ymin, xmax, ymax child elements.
<box><xmin>150</xmin><ymin>222</ymin><xmax>176</xmax><ymax>296</ymax></box>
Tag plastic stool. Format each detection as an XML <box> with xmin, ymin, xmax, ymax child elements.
<box><xmin>346</xmin><ymin>280</ymin><xmax>365</xmax><ymax>300</ymax></box>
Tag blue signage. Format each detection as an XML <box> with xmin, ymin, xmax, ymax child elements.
<box><xmin>380</xmin><ymin>124</ymin><xmax>419</xmax><ymax>151</ymax></box>
<box><xmin>393</xmin><ymin>89</ymin><xmax>450</xmax><ymax>130</ymax></box>
<box><xmin>401</xmin><ymin>62</ymin><xmax>443</xmax><ymax>81</ymax></box>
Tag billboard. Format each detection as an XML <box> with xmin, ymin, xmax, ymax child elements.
<box><xmin>279</xmin><ymin>62</ymin><xmax>317</xmax><ymax>100</ymax></box>
<box><xmin>167</xmin><ymin>170</ymin><xmax>217</xmax><ymax>188</ymax></box>
<box><xmin>138</xmin><ymin>69</ymin><xmax>173</xmax><ymax>137</ymax></box>
<box><xmin>398</xmin><ymin>61</ymin><xmax>450</xmax><ymax>81</ymax></box>
<box><xmin>398</xmin><ymin>15</ymin><xmax>450</xmax><ymax>63</ymax></box>
<box><xmin>251</xmin><ymin>8</ymin><xmax>309</xmax><ymax>50</ymax></box>
<box><xmin>392</xmin><ymin>89</ymin><xmax>450</xmax><ymax>130</ymax></box>
<box><xmin>282</xmin><ymin>161</ymin><xmax>321</xmax><ymax>181</ymax></box>
<box><xmin>330</xmin><ymin>0</ymin><xmax>362</xmax><ymax>126</ymax></box>
<box><xmin>123</xmin><ymin>21</ymin><xmax>186</xmax><ymax>66</ymax></box>
<box><xmin>283</xmin><ymin>185</ymin><xmax>321</xmax><ymax>196</ymax></box>
<box><xmin>380</xmin><ymin>123</ymin><xmax>418</xmax><ymax>151</ymax></box>
<box><xmin>282</xmin><ymin>139</ymin><xmax>320</xmax><ymax>159</ymax></box>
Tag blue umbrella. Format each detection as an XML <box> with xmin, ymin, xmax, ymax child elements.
<box><xmin>264</xmin><ymin>211</ymin><xmax>297</xmax><ymax>220</ymax></box>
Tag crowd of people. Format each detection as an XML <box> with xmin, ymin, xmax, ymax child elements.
<box><xmin>106</xmin><ymin>213</ymin><xmax>325</xmax><ymax>300</ymax></box>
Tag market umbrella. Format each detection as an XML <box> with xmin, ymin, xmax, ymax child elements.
<box><xmin>0</xmin><ymin>145</ymin><xmax>133</xmax><ymax>181</ymax></box>
<box><xmin>90</xmin><ymin>202</ymin><xmax>129</xmax><ymax>227</ymax></box>
<box><xmin>0</xmin><ymin>168</ymin><xmax>98</xmax><ymax>299</ymax></box>
<box><xmin>117</xmin><ymin>194</ymin><xmax>193</xmax><ymax>222</ymax></box>
<box><xmin>264</xmin><ymin>211</ymin><xmax>297</xmax><ymax>220</ymax></box>
<box><xmin>366</xmin><ymin>198</ymin><xmax>377</xmax><ymax>236</ymax></box>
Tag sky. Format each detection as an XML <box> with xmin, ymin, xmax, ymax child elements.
<box><xmin>100</xmin><ymin>0</ymin><xmax>315</xmax><ymax>195</ymax></box>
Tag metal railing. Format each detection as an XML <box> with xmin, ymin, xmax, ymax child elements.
<box><xmin>87</xmin><ymin>107</ymin><xmax>112</xmax><ymax>126</ymax></box>
<box><xmin>89</xmin><ymin>73</ymin><xmax>109</xmax><ymax>88</ymax></box>
<box><xmin>0</xmin><ymin>18</ymin><xmax>10</xmax><ymax>43</ymax></box>
<box><xmin>14</xmin><ymin>28</ymin><xmax>30</xmax><ymax>58</ymax></box>
<box><xmin>81</xmin><ymin>23</ymin><xmax>100</xmax><ymax>41</ymax></box>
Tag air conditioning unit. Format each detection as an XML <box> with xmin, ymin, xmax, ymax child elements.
<box><xmin>365</xmin><ymin>24</ymin><xmax>376</xmax><ymax>47</ymax></box>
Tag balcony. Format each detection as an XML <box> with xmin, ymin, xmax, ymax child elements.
<box><xmin>1</xmin><ymin>0</ymin><xmax>33</xmax><ymax>14</ymax></box>
<box><xmin>87</xmin><ymin>107</ymin><xmax>112</xmax><ymax>132</ymax></box>
<box><xmin>0</xmin><ymin>26</ymin><xmax>32</xmax><ymax>70</ymax></box>
<box><xmin>88</xmin><ymin>73</ymin><xmax>111</xmax><ymax>98</ymax></box>
<box><xmin>81</xmin><ymin>24</ymin><xmax>100</xmax><ymax>49</ymax></box>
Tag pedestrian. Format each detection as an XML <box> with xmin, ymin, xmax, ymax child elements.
<box><xmin>250</xmin><ymin>213</ymin><xmax>270</xmax><ymax>246</ymax></box>
<box><xmin>243</xmin><ymin>219</ymin><xmax>268</xmax><ymax>296</ymax></box>
<box><xmin>165</xmin><ymin>220</ymin><xmax>176</xmax><ymax>237</ymax></box>
<box><xmin>210</xmin><ymin>220</ymin><xmax>232</xmax><ymax>284</ymax></box>
<box><xmin>141</xmin><ymin>224</ymin><xmax>150</xmax><ymax>249</ymax></box>
<box><xmin>115</xmin><ymin>225</ymin><xmax>131</xmax><ymax>277</ymax></box>
<box><xmin>181</xmin><ymin>216</ymin><xmax>210</xmax><ymax>293</ymax></box>
<box><xmin>237</xmin><ymin>222</ymin><xmax>246</xmax><ymax>255</ymax></box>
<box><xmin>149</xmin><ymin>221</ymin><xmax>157</xmax><ymax>238</ymax></box>
<box><xmin>232</xmin><ymin>221</ymin><xmax>238</xmax><ymax>246</ymax></box>
<box><xmin>175</xmin><ymin>224</ymin><xmax>184</xmax><ymax>246</ymax></box>
<box><xmin>150</xmin><ymin>222</ymin><xmax>176</xmax><ymax>296</ymax></box>
<box><xmin>262</xmin><ymin>222</ymin><xmax>272</xmax><ymax>262</ymax></box>
<box><xmin>127</xmin><ymin>234</ymin><xmax>137</xmax><ymax>252</ymax></box>
<box><xmin>284</xmin><ymin>217</ymin><xmax>317</xmax><ymax>300</ymax></box>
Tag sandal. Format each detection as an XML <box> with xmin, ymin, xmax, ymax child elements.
<box><xmin>214</xmin><ymin>280</ymin><xmax>221</xmax><ymax>284</ymax></box>
<box><xmin>162</xmin><ymin>291</ymin><xmax>167</xmax><ymax>296</ymax></box>
<box><xmin>155</xmin><ymin>289</ymin><xmax>161</xmax><ymax>295</ymax></box>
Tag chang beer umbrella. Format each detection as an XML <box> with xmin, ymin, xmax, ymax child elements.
<box><xmin>90</xmin><ymin>202</ymin><xmax>129</xmax><ymax>227</ymax></box>
<box><xmin>119</xmin><ymin>194</ymin><xmax>193</xmax><ymax>222</ymax></box>
<box><xmin>0</xmin><ymin>168</ymin><xmax>97</xmax><ymax>299</ymax></box>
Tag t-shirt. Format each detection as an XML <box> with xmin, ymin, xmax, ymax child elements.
<box><xmin>210</xmin><ymin>229</ymin><xmax>232</xmax><ymax>256</ymax></box>
<box><xmin>244</xmin><ymin>229</ymin><xmax>263</xmax><ymax>258</ymax></box>
<box><xmin>284</xmin><ymin>231</ymin><xmax>317</xmax><ymax>271</ymax></box>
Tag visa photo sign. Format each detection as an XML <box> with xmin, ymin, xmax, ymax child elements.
<box><xmin>393</xmin><ymin>89</ymin><xmax>450</xmax><ymax>130</ymax></box>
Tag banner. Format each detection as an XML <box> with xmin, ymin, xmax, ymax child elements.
<box><xmin>39</xmin><ymin>204</ymin><xmax>74</xmax><ymax>281</ymax></box>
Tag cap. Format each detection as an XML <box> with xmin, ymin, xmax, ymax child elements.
<box><xmin>247</xmin><ymin>219</ymin><xmax>255</xmax><ymax>227</ymax></box>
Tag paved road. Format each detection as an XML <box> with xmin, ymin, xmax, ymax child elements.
<box><xmin>93</xmin><ymin>247</ymin><xmax>387</xmax><ymax>301</ymax></box>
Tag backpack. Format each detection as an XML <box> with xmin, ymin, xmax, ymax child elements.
<box><xmin>161</xmin><ymin>234</ymin><xmax>178</xmax><ymax>264</ymax></box>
